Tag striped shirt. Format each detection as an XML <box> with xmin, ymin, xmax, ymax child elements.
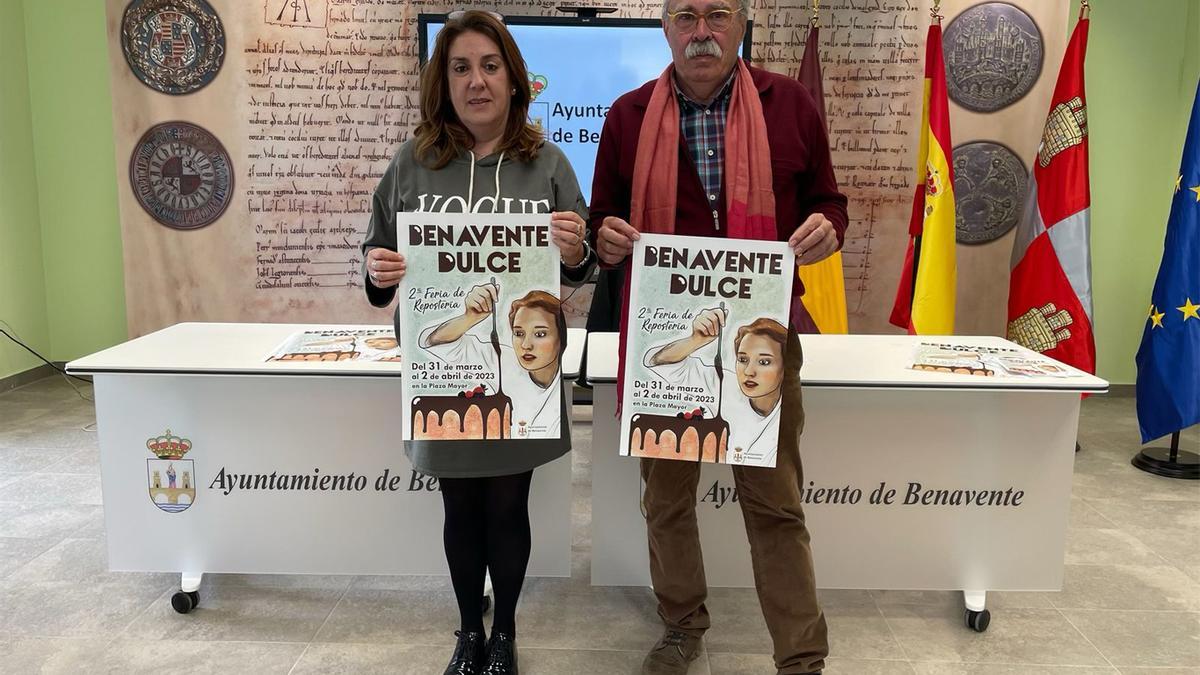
<box><xmin>674</xmin><ymin>69</ymin><xmax>737</xmax><ymax>230</ymax></box>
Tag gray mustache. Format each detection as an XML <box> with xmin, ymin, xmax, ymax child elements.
<box><xmin>685</xmin><ymin>39</ymin><xmax>722</xmax><ymax>59</ymax></box>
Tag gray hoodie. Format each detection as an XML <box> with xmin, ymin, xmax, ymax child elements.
<box><xmin>361</xmin><ymin>138</ymin><xmax>593</xmax><ymax>478</ymax></box>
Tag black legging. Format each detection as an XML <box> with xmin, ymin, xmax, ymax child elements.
<box><xmin>440</xmin><ymin>470</ymin><xmax>534</xmax><ymax>636</ymax></box>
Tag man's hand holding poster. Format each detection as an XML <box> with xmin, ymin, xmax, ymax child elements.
<box><xmin>620</xmin><ymin>234</ymin><xmax>794</xmax><ymax>467</ymax></box>
<box><xmin>398</xmin><ymin>213</ymin><xmax>563</xmax><ymax>442</ymax></box>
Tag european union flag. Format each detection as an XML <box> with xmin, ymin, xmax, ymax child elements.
<box><xmin>1135</xmin><ymin>80</ymin><xmax>1200</xmax><ymax>443</ymax></box>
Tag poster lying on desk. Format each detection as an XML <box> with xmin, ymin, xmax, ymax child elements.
<box><xmin>619</xmin><ymin>233</ymin><xmax>794</xmax><ymax>467</ymax></box>
<box><xmin>265</xmin><ymin>328</ymin><xmax>401</xmax><ymax>362</ymax></box>
<box><xmin>398</xmin><ymin>213</ymin><xmax>562</xmax><ymax>441</ymax></box>
<box><xmin>911</xmin><ymin>341</ymin><xmax>1083</xmax><ymax>378</ymax></box>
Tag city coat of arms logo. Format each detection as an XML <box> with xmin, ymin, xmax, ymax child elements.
<box><xmin>528</xmin><ymin>73</ymin><xmax>549</xmax><ymax>101</ymax></box>
<box><xmin>146</xmin><ymin>430</ymin><xmax>196</xmax><ymax>513</ymax></box>
<box><xmin>121</xmin><ymin>0</ymin><xmax>226</xmax><ymax>95</ymax></box>
<box><xmin>528</xmin><ymin>73</ymin><xmax>550</xmax><ymax>131</ymax></box>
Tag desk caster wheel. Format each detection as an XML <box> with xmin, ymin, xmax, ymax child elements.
<box><xmin>965</xmin><ymin>608</ymin><xmax>990</xmax><ymax>633</ymax></box>
<box><xmin>481</xmin><ymin>594</ymin><xmax>492</xmax><ymax>615</ymax></box>
<box><xmin>172</xmin><ymin>590</ymin><xmax>200</xmax><ymax>614</ymax></box>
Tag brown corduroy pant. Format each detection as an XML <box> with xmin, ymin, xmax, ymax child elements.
<box><xmin>640</xmin><ymin>332</ymin><xmax>828</xmax><ymax>674</ymax></box>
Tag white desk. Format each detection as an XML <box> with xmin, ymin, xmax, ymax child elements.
<box><xmin>68</xmin><ymin>323</ymin><xmax>584</xmax><ymax>613</ymax></box>
<box><xmin>586</xmin><ymin>332</ymin><xmax>1107</xmax><ymax>631</ymax></box>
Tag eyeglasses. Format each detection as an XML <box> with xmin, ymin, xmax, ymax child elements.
<box><xmin>448</xmin><ymin>10</ymin><xmax>505</xmax><ymax>23</ymax></box>
<box><xmin>665</xmin><ymin>7</ymin><xmax>743</xmax><ymax>32</ymax></box>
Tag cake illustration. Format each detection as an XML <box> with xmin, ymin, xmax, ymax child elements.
<box><xmin>912</xmin><ymin>362</ymin><xmax>994</xmax><ymax>376</ymax></box>
<box><xmin>412</xmin><ymin>384</ymin><xmax>513</xmax><ymax>440</ymax></box>
<box><xmin>629</xmin><ymin>408</ymin><xmax>729</xmax><ymax>463</ymax></box>
<box><xmin>270</xmin><ymin>350</ymin><xmax>358</xmax><ymax>362</ymax></box>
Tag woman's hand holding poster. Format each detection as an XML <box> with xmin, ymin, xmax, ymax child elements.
<box><xmin>620</xmin><ymin>234</ymin><xmax>794</xmax><ymax>468</ymax></box>
<box><xmin>398</xmin><ymin>213</ymin><xmax>563</xmax><ymax>442</ymax></box>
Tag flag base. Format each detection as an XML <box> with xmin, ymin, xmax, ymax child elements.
<box><xmin>1131</xmin><ymin>446</ymin><xmax>1200</xmax><ymax>480</ymax></box>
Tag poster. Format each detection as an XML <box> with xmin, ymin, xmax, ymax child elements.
<box><xmin>398</xmin><ymin>213</ymin><xmax>561</xmax><ymax>441</ymax></box>
<box><xmin>264</xmin><ymin>328</ymin><xmax>401</xmax><ymax>362</ymax></box>
<box><xmin>911</xmin><ymin>341</ymin><xmax>1082</xmax><ymax>379</ymax></box>
<box><xmin>619</xmin><ymin>234</ymin><xmax>795</xmax><ymax>467</ymax></box>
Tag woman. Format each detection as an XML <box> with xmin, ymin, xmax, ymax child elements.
<box><xmin>420</xmin><ymin>287</ymin><xmax>566</xmax><ymax>439</ymax></box>
<box><xmin>359</xmin><ymin>11</ymin><xmax>593</xmax><ymax>675</ymax></box>
<box><xmin>646</xmin><ymin>310</ymin><xmax>788</xmax><ymax>465</ymax></box>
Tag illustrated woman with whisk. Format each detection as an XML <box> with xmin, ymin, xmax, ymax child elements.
<box><xmin>646</xmin><ymin>307</ymin><xmax>789</xmax><ymax>465</ymax></box>
<box><xmin>420</xmin><ymin>278</ymin><xmax>566</xmax><ymax>439</ymax></box>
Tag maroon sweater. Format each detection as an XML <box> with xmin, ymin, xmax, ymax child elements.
<box><xmin>589</xmin><ymin>62</ymin><xmax>849</xmax><ymax>301</ymax></box>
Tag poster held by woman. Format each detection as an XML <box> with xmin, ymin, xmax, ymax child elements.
<box><xmin>399</xmin><ymin>213</ymin><xmax>563</xmax><ymax>443</ymax></box>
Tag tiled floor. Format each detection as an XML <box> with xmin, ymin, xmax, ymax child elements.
<box><xmin>0</xmin><ymin>376</ymin><xmax>1198</xmax><ymax>674</ymax></box>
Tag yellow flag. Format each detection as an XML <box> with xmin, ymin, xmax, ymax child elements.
<box><xmin>799</xmin><ymin>253</ymin><xmax>849</xmax><ymax>333</ymax></box>
<box><xmin>796</xmin><ymin>23</ymin><xmax>849</xmax><ymax>335</ymax></box>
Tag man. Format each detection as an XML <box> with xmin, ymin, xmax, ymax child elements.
<box><xmin>589</xmin><ymin>0</ymin><xmax>848</xmax><ymax>672</ymax></box>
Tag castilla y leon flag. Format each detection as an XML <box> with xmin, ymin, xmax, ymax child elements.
<box><xmin>1006</xmin><ymin>18</ymin><xmax>1094</xmax><ymax>374</ymax></box>
<box><xmin>1135</xmin><ymin>80</ymin><xmax>1200</xmax><ymax>443</ymax></box>
<box><xmin>796</xmin><ymin>22</ymin><xmax>849</xmax><ymax>335</ymax></box>
<box><xmin>889</xmin><ymin>19</ymin><xmax>956</xmax><ymax>335</ymax></box>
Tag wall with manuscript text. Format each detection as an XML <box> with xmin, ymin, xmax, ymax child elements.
<box><xmin>103</xmin><ymin>0</ymin><xmax>1066</xmax><ymax>338</ymax></box>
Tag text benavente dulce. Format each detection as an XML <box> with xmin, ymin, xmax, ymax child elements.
<box><xmin>644</xmin><ymin>245</ymin><xmax>787</xmax><ymax>299</ymax></box>
<box><xmin>410</xmin><ymin>223</ymin><xmax>549</xmax><ymax>274</ymax></box>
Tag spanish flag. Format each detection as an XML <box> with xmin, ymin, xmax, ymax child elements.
<box><xmin>889</xmin><ymin>19</ymin><xmax>956</xmax><ymax>335</ymax></box>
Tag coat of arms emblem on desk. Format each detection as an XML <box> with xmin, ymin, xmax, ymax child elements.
<box><xmin>146</xmin><ymin>430</ymin><xmax>196</xmax><ymax>513</ymax></box>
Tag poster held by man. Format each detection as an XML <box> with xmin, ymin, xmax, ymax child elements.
<box><xmin>397</xmin><ymin>212</ymin><xmax>563</xmax><ymax>442</ymax></box>
<box><xmin>618</xmin><ymin>233</ymin><xmax>793</xmax><ymax>468</ymax></box>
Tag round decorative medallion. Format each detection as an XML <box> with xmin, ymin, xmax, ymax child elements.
<box><xmin>952</xmin><ymin>141</ymin><xmax>1028</xmax><ymax>244</ymax></box>
<box><xmin>943</xmin><ymin>3</ymin><xmax>1043</xmax><ymax>113</ymax></box>
<box><xmin>121</xmin><ymin>0</ymin><xmax>225</xmax><ymax>95</ymax></box>
<box><xmin>130</xmin><ymin>121</ymin><xmax>233</xmax><ymax>230</ymax></box>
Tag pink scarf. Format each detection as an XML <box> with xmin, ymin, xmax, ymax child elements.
<box><xmin>617</xmin><ymin>59</ymin><xmax>776</xmax><ymax>410</ymax></box>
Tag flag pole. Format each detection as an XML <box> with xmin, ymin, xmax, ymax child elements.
<box><xmin>1075</xmin><ymin>1</ymin><xmax>1088</xmax><ymax>458</ymax></box>
<box><xmin>1078</xmin><ymin>1</ymin><xmax>1087</xmax><ymax>458</ymax></box>
<box><xmin>1132</xmin><ymin>430</ymin><xmax>1200</xmax><ymax>480</ymax></box>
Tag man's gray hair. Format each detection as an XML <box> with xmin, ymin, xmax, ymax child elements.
<box><xmin>662</xmin><ymin>0</ymin><xmax>750</xmax><ymax>21</ymax></box>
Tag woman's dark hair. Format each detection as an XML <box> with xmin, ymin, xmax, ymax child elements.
<box><xmin>414</xmin><ymin>10</ymin><xmax>542</xmax><ymax>169</ymax></box>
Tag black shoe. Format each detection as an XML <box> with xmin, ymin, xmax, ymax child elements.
<box><xmin>480</xmin><ymin>631</ymin><xmax>518</xmax><ymax>675</ymax></box>
<box><xmin>444</xmin><ymin>630</ymin><xmax>487</xmax><ymax>675</ymax></box>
